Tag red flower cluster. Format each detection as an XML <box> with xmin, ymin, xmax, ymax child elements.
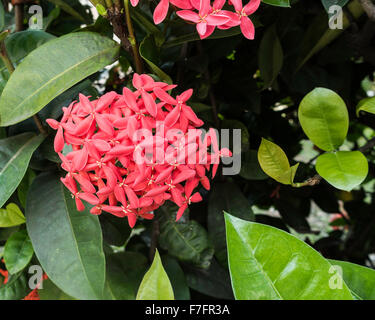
<box><xmin>130</xmin><ymin>0</ymin><xmax>260</xmax><ymax>40</ymax></box>
<box><xmin>47</xmin><ymin>73</ymin><xmax>231</xmax><ymax>228</ymax></box>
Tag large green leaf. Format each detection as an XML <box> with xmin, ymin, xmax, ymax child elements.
<box><xmin>0</xmin><ymin>32</ymin><xmax>119</xmax><ymax>126</ymax></box>
<box><xmin>298</xmin><ymin>88</ymin><xmax>349</xmax><ymax>151</ymax></box>
<box><xmin>329</xmin><ymin>259</ymin><xmax>375</xmax><ymax>300</ymax></box>
<box><xmin>136</xmin><ymin>250</ymin><xmax>174</xmax><ymax>300</ymax></box>
<box><xmin>225</xmin><ymin>213</ymin><xmax>353</xmax><ymax>300</ymax></box>
<box><xmin>26</xmin><ymin>172</ymin><xmax>106</xmax><ymax>300</ymax></box>
<box><xmin>258</xmin><ymin>138</ymin><xmax>298</xmax><ymax>185</ymax></box>
<box><xmin>159</xmin><ymin>206</ymin><xmax>214</xmax><ymax>269</ymax></box>
<box><xmin>316</xmin><ymin>151</ymin><xmax>368</xmax><ymax>191</ymax></box>
<box><xmin>103</xmin><ymin>252</ymin><xmax>148</xmax><ymax>300</ymax></box>
<box><xmin>4</xmin><ymin>229</ymin><xmax>33</xmax><ymax>274</ymax></box>
<box><xmin>0</xmin><ymin>203</ymin><xmax>25</xmax><ymax>227</ymax></box>
<box><xmin>38</xmin><ymin>278</ymin><xmax>75</xmax><ymax>300</ymax></box>
<box><xmin>208</xmin><ymin>182</ymin><xmax>254</xmax><ymax>266</ymax></box>
<box><xmin>0</xmin><ymin>133</ymin><xmax>44</xmax><ymax>208</ymax></box>
<box><xmin>0</xmin><ymin>30</ymin><xmax>56</xmax><ymax>95</ymax></box>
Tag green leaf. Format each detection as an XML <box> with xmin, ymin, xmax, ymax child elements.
<box><xmin>4</xmin><ymin>229</ymin><xmax>33</xmax><ymax>274</ymax></box>
<box><xmin>103</xmin><ymin>252</ymin><xmax>148</xmax><ymax>300</ymax></box>
<box><xmin>316</xmin><ymin>151</ymin><xmax>368</xmax><ymax>191</ymax></box>
<box><xmin>136</xmin><ymin>250</ymin><xmax>174</xmax><ymax>300</ymax></box>
<box><xmin>0</xmin><ymin>32</ymin><xmax>119</xmax><ymax>126</ymax></box>
<box><xmin>0</xmin><ymin>133</ymin><xmax>45</xmax><ymax>208</ymax></box>
<box><xmin>225</xmin><ymin>213</ymin><xmax>353</xmax><ymax>300</ymax></box>
<box><xmin>329</xmin><ymin>259</ymin><xmax>375</xmax><ymax>300</ymax></box>
<box><xmin>262</xmin><ymin>0</ymin><xmax>290</xmax><ymax>7</ymax></box>
<box><xmin>26</xmin><ymin>172</ymin><xmax>106</xmax><ymax>300</ymax></box>
<box><xmin>0</xmin><ymin>270</ymin><xmax>30</xmax><ymax>300</ymax></box>
<box><xmin>0</xmin><ymin>203</ymin><xmax>25</xmax><ymax>227</ymax></box>
<box><xmin>258</xmin><ymin>138</ymin><xmax>297</xmax><ymax>185</ymax></box>
<box><xmin>38</xmin><ymin>278</ymin><xmax>75</xmax><ymax>300</ymax></box>
<box><xmin>298</xmin><ymin>88</ymin><xmax>349</xmax><ymax>151</ymax></box>
<box><xmin>356</xmin><ymin>97</ymin><xmax>375</xmax><ymax>116</ymax></box>
<box><xmin>208</xmin><ymin>182</ymin><xmax>254</xmax><ymax>266</ymax></box>
<box><xmin>139</xmin><ymin>35</ymin><xmax>172</xmax><ymax>84</ymax></box>
<box><xmin>159</xmin><ymin>206</ymin><xmax>214</xmax><ymax>269</ymax></box>
<box><xmin>258</xmin><ymin>24</ymin><xmax>283</xmax><ymax>89</ymax></box>
<box><xmin>162</xmin><ymin>256</ymin><xmax>190</xmax><ymax>300</ymax></box>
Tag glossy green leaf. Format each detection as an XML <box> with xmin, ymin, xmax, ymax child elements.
<box><xmin>259</xmin><ymin>24</ymin><xmax>283</xmax><ymax>89</ymax></box>
<box><xmin>0</xmin><ymin>32</ymin><xmax>119</xmax><ymax>126</ymax></box>
<box><xmin>136</xmin><ymin>250</ymin><xmax>174</xmax><ymax>300</ymax></box>
<box><xmin>356</xmin><ymin>97</ymin><xmax>375</xmax><ymax>116</ymax></box>
<box><xmin>258</xmin><ymin>138</ymin><xmax>298</xmax><ymax>185</ymax></box>
<box><xmin>225</xmin><ymin>213</ymin><xmax>353</xmax><ymax>300</ymax></box>
<box><xmin>0</xmin><ymin>133</ymin><xmax>45</xmax><ymax>208</ymax></box>
<box><xmin>4</xmin><ymin>229</ymin><xmax>33</xmax><ymax>274</ymax></box>
<box><xmin>329</xmin><ymin>259</ymin><xmax>375</xmax><ymax>300</ymax></box>
<box><xmin>159</xmin><ymin>206</ymin><xmax>214</xmax><ymax>269</ymax></box>
<box><xmin>298</xmin><ymin>88</ymin><xmax>349</xmax><ymax>151</ymax></box>
<box><xmin>26</xmin><ymin>172</ymin><xmax>106</xmax><ymax>300</ymax></box>
<box><xmin>0</xmin><ymin>203</ymin><xmax>25</xmax><ymax>228</ymax></box>
<box><xmin>103</xmin><ymin>252</ymin><xmax>148</xmax><ymax>300</ymax></box>
<box><xmin>208</xmin><ymin>182</ymin><xmax>254</xmax><ymax>266</ymax></box>
<box><xmin>316</xmin><ymin>151</ymin><xmax>368</xmax><ymax>191</ymax></box>
<box><xmin>99</xmin><ymin>212</ymin><xmax>131</xmax><ymax>247</ymax></box>
<box><xmin>262</xmin><ymin>0</ymin><xmax>290</xmax><ymax>7</ymax></box>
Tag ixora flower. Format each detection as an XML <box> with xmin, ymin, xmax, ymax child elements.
<box><xmin>47</xmin><ymin>73</ymin><xmax>231</xmax><ymax>228</ymax></box>
<box><xmin>130</xmin><ymin>0</ymin><xmax>260</xmax><ymax>40</ymax></box>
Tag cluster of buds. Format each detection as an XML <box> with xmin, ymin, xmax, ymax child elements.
<box><xmin>47</xmin><ymin>73</ymin><xmax>231</xmax><ymax>228</ymax></box>
<box><xmin>130</xmin><ymin>0</ymin><xmax>260</xmax><ymax>40</ymax></box>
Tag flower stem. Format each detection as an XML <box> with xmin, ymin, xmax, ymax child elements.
<box><xmin>124</xmin><ymin>0</ymin><xmax>143</xmax><ymax>74</ymax></box>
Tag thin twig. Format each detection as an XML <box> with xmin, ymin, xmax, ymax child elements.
<box><xmin>124</xmin><ymin>0</ymin><xmax>143</xmax><ymax>73</ymax></box>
